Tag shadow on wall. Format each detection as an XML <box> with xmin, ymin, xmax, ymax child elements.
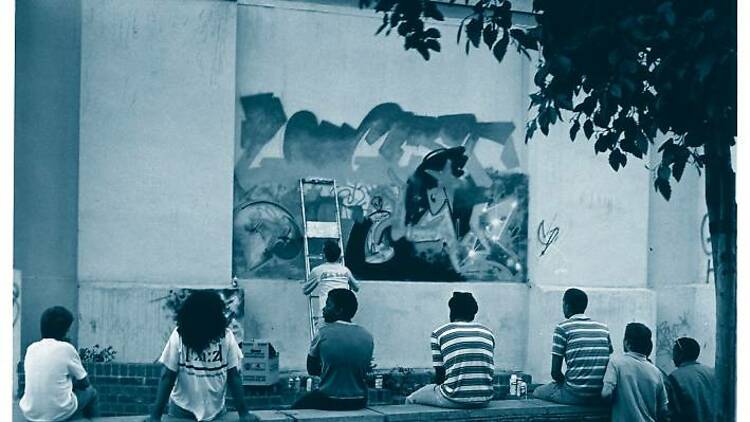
<box><xmin>232</xmin><ymin>93</ymin><xmax>528</xmax><ymax>282</ymax></box>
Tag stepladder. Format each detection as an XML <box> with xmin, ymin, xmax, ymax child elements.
<box><xmin>299</xmin><ymin>177</ymin><xmax>346</xmax><ymax>339</ymax></box>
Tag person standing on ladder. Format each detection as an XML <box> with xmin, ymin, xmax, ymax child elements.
<box><xmin>303</xmin><ymin>240</ymin><xmax>360</xmax><ymax>317</ymax></box>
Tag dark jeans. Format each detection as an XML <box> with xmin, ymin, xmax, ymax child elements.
<box><xmin>292</xmin><ymin>390</ymin><xmax>367</xmax><ymax>411</ymax></box>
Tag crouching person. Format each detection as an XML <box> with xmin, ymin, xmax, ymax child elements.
<box><xmin>406</xmin><ymin>292</ymin><xmax>495</xmax><ymax>408</ymax></box>
<box><xmin>20</xmin><ymin>306</ymin><xmax>98</xmax><ymax>421</ymax></box>
<box><xmin>145</xmin><ymin>291</ymin><xmax>256</xmax><ymax>422</ymax></box>
<box><xmin>292</xmin><ymin>289</ymin><xmax>374</xmax><ymax>410</ymax></box>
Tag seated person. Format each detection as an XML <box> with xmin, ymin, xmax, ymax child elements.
<box><xmin>293</xmin><ymin>289</ymin><xmax>374</xmax><ymax>410</ymax></box>
<box><xmin>20</xmin><ymin>306</ymin><xmax>99</xmax><ymax>421</ymax></box>
<box><xmin>534</xmin><ymin>288</ymin><xmax>613</xmax><ymax>404</ymax></box>
<box><xmin>406</xmin><ymin>292</ymin><xmax>495</xmax><ymax>408</ymax></box>
<box><xmin>666</xmin><ymin>337</ymin><xmax>716</xmax><ymax>422</ymax></box>
<box><xmin>146</xmin><ymin>290</ymin><xmax>255</xmax><ymax>422</ymax></box>
<box><xmin>602</xmin><ymin>322</ymin><xmax>669</xmax><ymax>422</ymax></box>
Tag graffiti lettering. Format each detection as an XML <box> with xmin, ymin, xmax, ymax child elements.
<box><xmin>537</xmin><ymin>219</ymin><xmax>560</xmax><ymax>257</ymax></box>
<box><xmin>233</xmin><ymin>95</ymin><xmax>528</xmax><ymax>281</ymax></box>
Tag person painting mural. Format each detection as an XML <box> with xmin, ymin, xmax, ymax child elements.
<box><xmin>303</xmin><ymin>240</ymin><xmax>360</xmax><ymax>315</ymax></box>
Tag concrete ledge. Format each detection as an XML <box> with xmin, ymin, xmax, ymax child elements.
<box><xmin>14</xmin><ymin>400</ymin><xmax>610</xmax><ymax>422</ymax></box>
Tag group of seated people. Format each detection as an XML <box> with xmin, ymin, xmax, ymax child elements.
<box><xmin>19</xmin><ymin>287</ymin><xmax>715</xmax><ymax>422</ymax></box>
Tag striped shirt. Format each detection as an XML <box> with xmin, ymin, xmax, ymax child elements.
<box><xmin>552</xmin><ymin>314</ymin><xmax>612</xmax><ymax>396</ymax></box>
<box><xmin>431</xmin><ymin>322</ymin><xmax>495</xmax><ymax>403</ymax></box>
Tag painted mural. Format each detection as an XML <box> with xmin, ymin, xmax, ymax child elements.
<box><xmin>233</xmin><ymin>93</ymin><xmax>528</xmax><ymax>282</ymax></box>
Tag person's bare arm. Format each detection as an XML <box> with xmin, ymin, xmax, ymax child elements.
<box><xmin>227</xmin><ymin>367</ymin><xmax>257</xmax><ymax>422</ymax></box>
<box><xmin>600</xmin><ymin>360</ymin><xmax>617</xmax><ymax>402</ymax></box>
<box><xmin>434</xmin><ymin>366</ymin><xmax>446</xmax><ymax>385</ymax></box>
<box><xmin>307</xmin><ymin>354</ymin><xmax>322</xmax><ymax>376</ymax></box>
<box><xmin>148</xmin><ymin>365</ymin><xmax>177</xmax><ymax>421</ymax></box>
<box><xmin>348</xmin><ymin>272</ymin><xmax>360</xmax><ymax>292</ymax></box>
<box><xmin>72</xmin><ymin>376</ymin><xmax>91</xmax><ymax>391</ymax></box>
<box><xmin>551</xmin><ymin>355</ymin><xmax>565</xmax><ymax>383</ymax></box>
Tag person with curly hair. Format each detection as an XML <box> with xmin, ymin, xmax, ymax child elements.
<box><xmin>146</xmin><ymin>290</ymin><xmax>256</xmax><ymax>422</ymax></box>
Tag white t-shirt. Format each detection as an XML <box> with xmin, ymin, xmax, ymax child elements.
<box><xmin>159</xmin><ymin>328</ymin><xmax>243</xmax><ymax>421</ymax></box>
<box><xmin>20</xmin><ymin>338</ymin><xmax>87</xmax><ymax>422</ymax></box>
<box><xmin>306</xmin><ymin>262</ymin><xmax>354</xmax><ymax>311</ymax></box>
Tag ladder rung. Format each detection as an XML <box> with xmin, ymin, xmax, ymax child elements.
<box><xmin>305</xmin><ymin>221</ymin><xmax>341</xmax><ymax>238</ymax></box>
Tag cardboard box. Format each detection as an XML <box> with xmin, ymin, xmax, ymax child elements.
<box><xmin>241</xmin><ymin>340</ymin><xmax>279</xmax><ymax>386</ymax></box>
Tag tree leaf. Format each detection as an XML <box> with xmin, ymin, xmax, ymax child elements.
<box><xmin>525</xmin><ymin>120</ymin><xmax>537</xmax><ymax>143</ymax></box>
<box><xmin>609</xmin><ymin>148</ymin><xmax>626</xmax><ymax>171</ymax></box>
<box><xmin>492</xmin><ymin>31</ymin><xmax>509</xmax><ymax>62</ymax></box>
<box><xmin>424</xmin><ymin>27</ymin><xmax>441</xmax><ymax>39</ymax></box>
<box><xmin>583</xmin><ymin>119</ymin><xmax>594</xmax><ymax>139</ymax></box>
<box><xmin>654</xmin><ymin>177</ymin><xmax>672</xmax><ymax>201</ymax></box>
<box><xmin>569</xmin><ymin>120</ymin><xmax>580</xmax><ymax>141</ymax></box>
<box><xmin>376</xmin><ymin>13</ymin><xmax>389</xmax><ymax>35</ymax></box>
<box><xmin>594</xmin><ymin>132</ymin><xmax>616</xmax><ymax>153</ymax></box>
<box><xmin>425</xmin><ymin>38</ymin><xmax>441</xmax><ymax>52</ymax></box>
<box><xmin>609</xmin><ymin>83</ymin><xmax>622</xmax><ymax>99</ymax></box>
<box><xmin>423</xmin><ymin>1</ymin><xmax>445</xmax><ymax>21</ymax></box>
<box><xmin>466</xmin><ymin>18</ymin><xmax>482</xmax><ymax>48</ymax></box>
<box><xmin>483</xmin><ymin>25</ymin><xmax>498</xmax><ymax>49</ymax></box>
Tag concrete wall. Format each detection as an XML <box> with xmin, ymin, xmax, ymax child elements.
<box><xmin>78</xmin><ymin>280</ymin><xmax>529</xmax><ymax>371</ymax></box>
<box><xmin>77</xmin><ymin>0</ymin><xmax>237</xmax><ymax>286</ymax></box>
<box><xmin>19</xmin><ymin>0</ymin><xmax>713</xmax><ymax>375</ymax></box>
<box><xmin>14</xmin><ymin>0</ymin><xmax>81</xmax><ymax>351</ymax></box>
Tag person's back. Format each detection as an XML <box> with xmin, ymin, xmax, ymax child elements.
<box><xmin>431</xmin><ymin>320</ymin><xmax>495</xmax><ymax>403</ymax></box>
<box><xmin>315</xmin><ymin>321</ymin><xmax>374</xmax><ymax>399</ymax></box>
<box><xmin>303</xmin><ymin>241</ymin><xmax>360</xmax><ymax>313</ymax></box>
<box><xmin>20</xmin><ymin>339</ymin><xmax>87</xmax><ymax>421</ymax></box>
<box><xmin>605</xmin><ymin>353</ymin><xmax>667</xmax><ymax>422</ymax></box>
<box><xmin>534</xmin><ymin>288</ymin><xmax>612</xmax><ymax>405</ymax></box>
<box><xmin>20</xmin><ymin>306</ymin><xmax>97</xmax><ymax>422</ymax></box>
<box><xmin>602</xmin><ymin>323</ymin><xmax>668</xmax><ymax>422</ymax></box>
<box><xmin>311</xmin><ymin>262</ymin><xmax>354</xmax><ymax>301</ymax></box>
<box><xmin>293</xmin><ymin>289</ymin><xmax>373</xmax><ymax>411</ymax></box>
<box><xmin>406</xmin><ymin>292</ymin><xmax>494</xmax><ymax>408</ymax></box>
<box><xmin>159</xmin><ymin>328</ymin><xmax>242</xmax><ymax>420</ymax></box>
<box><xmin>667</xmin><ymin>337</ymin><xmax>715</xmax><ymax>422</ymax></box>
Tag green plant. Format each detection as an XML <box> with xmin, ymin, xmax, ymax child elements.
<box><xmin>79</xmin><ymin>344</ymin><xmax>117</xmax><ymax>363</ymax></box>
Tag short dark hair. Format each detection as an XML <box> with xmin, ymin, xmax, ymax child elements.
<box><xmin>563</xmin><ymin>288</ymin><xmax>588</xmax><ymax>314</ymax></box>
<box><xmin>323</xmin><ymin>240</ymin><xmax>342</xmax><ymax>263</ymax></box>
<box><xmin>449</xmin><ymin>292</ymin><xmax>478</xmax><ymax>321</ymax></box>
<box><xmin>328</xmin><ymin>289</ymin><xmax>358</xmax><ymax>320</ymax></box>
<box><xmin>624</xmin><ymin>322</ymin><xmax>653</xmax><ymax>355</ymax></box>
<box><xmin>674</xmin><ymin>337</ymin><xmax>701</xmax><ymax>361</ymax></box>
<box><xmin>177</xmin><ymin>290</ymin><xmax>228</xmax><ymax>354</ymax></box>
<box><xmin>40</xmin><ymin>306</ymin><xmax>74</xmax><ymax>340</ymax></box>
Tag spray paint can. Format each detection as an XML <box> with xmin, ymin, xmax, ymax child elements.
<box><xmin>294</xmin><ymin>376</ymin><xmax>301</xmax><ymax>391</ymax></box>
<box><xmin>375</xmin><ymin>375</ymin><xmax>384</xmax><ymax>389</ymax></box>
<box><xmin>509</xmin><ymin>374</ymin><xmax>518</xmax><ymax>397</ymax></box>
<box><xmin>287</xmin><ymin>377</ymin><xmax>294</xmax><ymax>391</ymax></box>
<box><xmin>519</xmin><ymin>380</ymin><xmax>527</xmax><ymax>399</ymax></box>
<box><xmin>306</xmin><ymin>377</ymin><xmax>313</xmax><ymax>391</ymax></box>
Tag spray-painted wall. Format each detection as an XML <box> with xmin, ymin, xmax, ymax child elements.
<box><xmin>233</xmin><ymin>1</ymin><xmax>530</xmax><ymax>283</ymax></box>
